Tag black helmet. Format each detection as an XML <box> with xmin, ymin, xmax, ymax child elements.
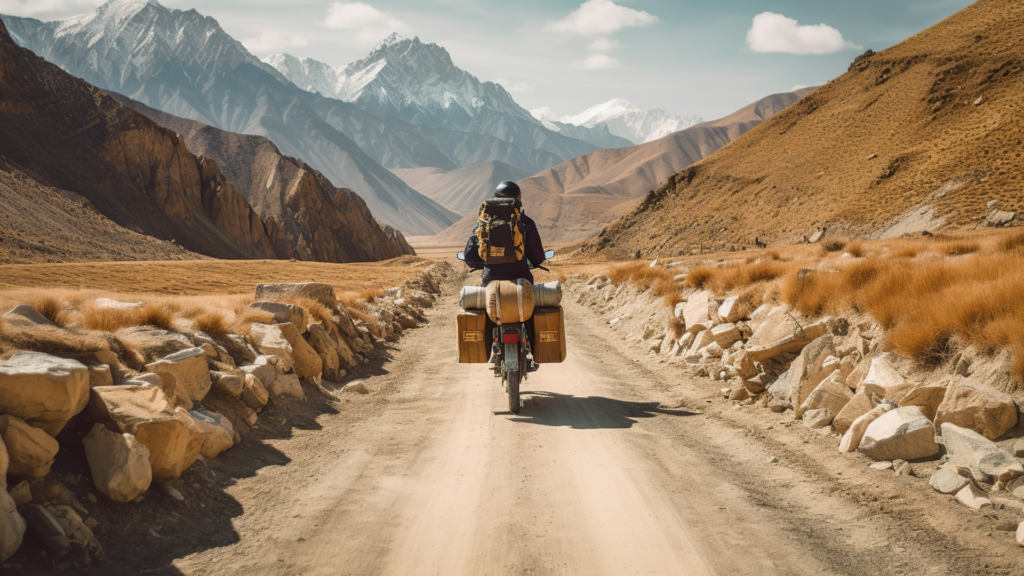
<box><xmin>494</xmin><ymin>180</ymin><xmax>521</xmax><ymax>199</ymax></box>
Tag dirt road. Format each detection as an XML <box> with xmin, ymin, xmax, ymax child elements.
<box><xmin>165</xmin><ymin>276</ymin><xmax>1024</xmax><ymax>575</ymax></box>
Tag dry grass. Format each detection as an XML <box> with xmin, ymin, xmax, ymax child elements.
<box><xmin>232</xmin><ymin>308</ymin><xmax>276</xmax><ymax>336</ymax></box>
<box><xmin>820</xmin><ymin>237</ymin><xmax>848</xmax><ymax>253</ymax></box>
<box><xmin>606</xmin><ymin>261</ymin><xmax>682</xmax><ymax>304</ymax></box>
<box><xmin>999</xmin><ymin>230</ymin><xmax>1024</xmax><ymax>253</ymax></box>
<box><xmin>846</xmin><ymin>240</ymin><xmax>866</xmax><ymax>258</ymax></box>
<box><xmin>82</xmin><ymin>303</ymin><xmax>175</xmax><ymax>332</ymax></box>
<box><xmin>338</xmin><ymin>288</ymin><xmax>385</xmax><ymax>308</ymax></box>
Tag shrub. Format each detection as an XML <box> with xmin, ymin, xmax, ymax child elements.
<box><xmin>820</xmin><ymin>237</ymin><xmax>848</xmax><ymax>253</ymax></box>
<box><xmin>82</xmin><ymin>303</ymin><xmax>174</xmax><ymax>332</ymax></box>
<box><xmin>193</xmin><ymin>311</ymin><xmax>229</xmax><ymax>336</ymax></box>
<box><xmin>339</xmin><ymin>288</ymin><xmax>385</xmax><ymax>308</ymax></box>
<box><xmin>846</xmin><ymin>240</ymin><xmax>865</xmax><ymax>258</ymax></box>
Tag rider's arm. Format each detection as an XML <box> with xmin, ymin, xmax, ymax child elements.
<box><xmin>524</xmin><ymin>218</ymin><xmax>546</xmax><ymax>267</ymax></box>
<box><xmin>464</xmin><ymin>231</ymin><xmax>485</xmax><ymax>270</ymax></box>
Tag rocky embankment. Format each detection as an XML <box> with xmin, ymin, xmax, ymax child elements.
<box><xmin>571</xmin><ymin>270</ymin><xmax>1024</xmax><ymax>546</ymax></box>
<box><xmin>0</xmin><ymin>264</ymin><xmax>450</xmax><ymax>569</ymax></box>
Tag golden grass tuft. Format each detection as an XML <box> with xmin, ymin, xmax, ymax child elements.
<box><xmin>339</xmin><ymin>288</ymin><xmax>385</xmax><ymax>308</ymax></box>
<box><xmin>846</xmin><ymin>240</ymin><xmax>866</xmax><ymax>258</ymax></box>
<box><xmin>193</xmin><ymin>311</ymin><xmax>230</xmax><ymax>336</ymax></box>
<box><xmin>820</xmin><ymin>237</ymin><xmax>848</xmax><ymax>253</ymax></box>
<box><xmin>233</xmin><ymin>308</ymin><xmax>275</xmax><ymax>336</ymax></box>
<box><xmin>689</xmin><ymin>260</ymin><xmax>798</xmax><ymax>294</ymax></box>
<box><xmin>82</xmin><ymin>303</ymin><xmax>174</xmax><ymax>332</ymax></box>
<box><xmin>606</xmin><ymin>261</ymin><xmax>681</xmax><ymax>303</ymax></box>
<box><xmin>32</xmin><ymin>296</ymin><xmax>71</xmax><ymax>327</ymax></box>
<box><xmin>283</xmin><ymin>297</ymin><xmax>334</xmax><ymax>327</ymax></box>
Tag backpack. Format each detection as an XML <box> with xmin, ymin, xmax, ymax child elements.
<box><xmin>475</xmin><ymin>198</ymin><xmax>525</xmax><ymax>265</ymax></box>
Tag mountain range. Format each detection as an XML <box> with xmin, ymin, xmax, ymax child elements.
<box><xmin>535</xmin><ymin>99</ymin><xmax>703</xmax><ymax>145</ymax></box>
<box><xmin>392</xmin><ymin>161</ymin><xmax>532</xmax><ymax>217</ymax></box>
<box><xmin>582</xmin><ymin>0</ymin><xmax>1023</xmax><ymax>257</ymax></box>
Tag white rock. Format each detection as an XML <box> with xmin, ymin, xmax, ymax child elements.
<box><xmin>802</xmin><ymin>408</ymin><xmax>833</xmax><ymax>429</ymax></box>
<box><xmin>934</xmin><ymin>378</ymin><xmax>1018</xmax><ymax>440</ymax></box>
<box><xmin>1017</xmin><ymin>521</ymin><xmax>1024</xmax><ymax>547</ymax></box>
<box><xmin>240</xmin><ymin>374</ymin><xmax>270</xmax><ymax>411</ymax></box>
<box><xmin>955</xmin><ymin>483</ymin><xmax>992</xmax><ymax>510</ymax></box>
<box><xmin>189</xmin><ymin>409</ymin><xmax>235</xmax><ymax>458</ymax></box>
<box><xmin>929</xmin><ymin>468</ymin><xmax>970</xmax><ymax>495</ymax></box>
<box><xmin>839</xmin><ymin>403</ymin><xmax>895</xmax><ymax>453</ymax></box>
<box><xmin>83</xmin><ymin>424</ymin><xmax>152</xmax><ymax>503</ymax></box>
<box><xmin>249</xmin><ymin>324</ymin><xmax>296</xmax><ymax>372</ymax></box>
<box><xmin>718</xmin><ymin>297</ymin><xmax>742</xmax><ymax>323</ymax></box>
<box><xmin>145</xmin><ymin>348</ymin><xmax>213</xmax><ymax>408</ymax></box>
<box><xmin>857</xmin><ymin>406</ymin><xmax>939</xmax><ymax>461</ymax></box>
<box><xmin>799</xmin><ymin>371</ymin><xmax>853</xmax><ymax>420</ymax></box>
<box><xmin>683</xmin><ymin>291</ymin><xmax>713</xmax><ymax>333</ymax></box>
<box><xmin>711</xmin><ymin>323</ymin><xmax>742</xmax><ymax>349</ymax></box>
<box><xmin>0</xmin><ymin>352</ymin><xmax>91</xmax><ymax>437</ymax></box>
<box><xmin>859</xmin><ymin>357</ymin><xmax>914</xmax><ymax>402</ymax></box>
<box><xmin>0</xmin><ymin>415</ymin><xmax>59</xmax><ymax>478</ymax></box>
<box><xmin>940</xmin><ymin>423</ymin><xmax>1024</xmax><ymax>483</ymax></box>
<box><xmin>869</xmin><ymin>461</ymin><xmax>894</xmax><ymax>471</ymax></box>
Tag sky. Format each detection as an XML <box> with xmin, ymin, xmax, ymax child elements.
<box><xmin>1</xmin><ymin>0</ymin><xmax>975</xmax><ymax>120</ymax></box>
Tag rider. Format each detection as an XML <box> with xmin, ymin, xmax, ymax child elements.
<box><xmin>464</xmin><ymin>180</ymin><xmax>547</xmax><ymax>371</ymax></box>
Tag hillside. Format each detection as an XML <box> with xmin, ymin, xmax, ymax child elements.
<box><xmin>436</xmin><ymin>89</ymin><xmax>813</xmax><ymax>244</ymax></box>
<box><xmin>582</xmin><ymin>0</ymin><xmax>1023</xmax><ymax>258</ymax></box>
<box><xmin>392</xmin><ymin>161</ymin><xmax>532</xmax><ymax>215</ymax></box>
<box><xmin>111</xmin><ymin>96</ymin><xmax>414</xmax><ymax>261</ymax></box>
<box><xmin>0</xmin><ymin>18</ymin><xmax>279</xmax><ymax>261</ymax></box>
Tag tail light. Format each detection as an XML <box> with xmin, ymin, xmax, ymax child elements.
<box><xmin>502</xmin><ymin>333</ymin><xmax>520</xmax><ymax>344</ymax></box>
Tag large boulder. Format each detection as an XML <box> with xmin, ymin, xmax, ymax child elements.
<box><xmin>145</xmin><ymin>348</ymin><xmax>213</xmax><ymax>408</ymax></box>
<box><xmin>788</xmin><ymin>336</ymin><xmax>837</xmax><ymax>418</ymax></box>
<box><xmin>934</xmin><ymin>378</ymin><xmax>1018</xmax><ymax>440</ymax></box>
<box><xmin>209</xmin><ymin>371</ymin><xmax>243</xmax><ymax>399</ymax></box>
<box><xmin>189</xmin><ymin>409</ymin><xmax>235</xmax><ymax>458</ymax></box>
<box><xmin>859</xmin><ymin>357</ymin><xmax>914</xmax><ymax>402</ymax></box>
<box><xmin>248</xmin><ymin>324</ymin><xmax>295</xmax><ymax>372</ymax></box>
<box><xmin>88</xmin><ymin>386</ymin><xmax>204</xmax><ymax>482</ymax></box>
<box><xmin>270</xmin><ymin>373</ymin><xmax>304</xmax><ymax>400</ymax></box>
<box><xmin>0</xmin><ymin>352</ymin><xmax>91</xmax><ymax>437</ymax></box>
<box><xmin>82</xmin><ymin>424</ymin><xmax>152</xmax><ymax>503</ymax></box>
<box><xmin>683</xmin><ymin>291</ymin><xmax>713</xmax><ymax>334</ymax></box>
<box><xmin>255</xmin><ymin>283</ymin><xmax>337</xmax><ymax>307</ymax></box>
<box><xmin>798</xmin><ymin>370</ymin><xmax>853</xmax><ymax>421</ymax></box>
<box><xmin>115</xmin><ymin>326</ymin><xmax>193</xmax><ymax>363</ymax></box>
<box><xmin>745</xmin><ymin>307</ymin><xmax>827</xmax><ymax>362</ymax></box>
<box><xmin>833</xmin><ymin>391</ymin><xmax>877</xmax><ymax>435</ymax></box>
<box><xmin>307</xmin><ymin>324</ymin><xmax>344</xmax><ymax>381</ymax></box>
<box><xmin>711</xmin><ymin>323</ymin><xmax>742</xmax><ymax>349</ymax></box>
<box><xmin>857</xmin><ymin>406</ymin><xmax>940</xmax><ymax>461</ymax></box>
<box><xmin>898</xmin><ymin>385</ymin><xmax>947</xmax><ymax>422</ymax></box>
<box><xmin>238</xmin><ymin>356</ymin><xmax>279</xmax><ymax>388</ymax></box>
<box><xmin>940</xmin><ymin>423</ymin><xmax>1024</xmax><ymax>483</ymax></box>
<box><xmin>839</xmin><ymin>403</ymin><xmax>894</xmax><ymax>453</ymax></box>
<box><xmin>0</xmin><ymin>415</ymin><xmax>59</xmax><ymax>478</ymax></box>
<box><xmin>240</xmin><ymin>374</ymin><xmax>270</xmax><ymax>411</ymax></box>
<box><xmin>247</xmin><ymin>302</ymin><xmax>308</xmax><ymax>333</ymax></box>
<box><xmin>0</xmin><ymin>489</ymin><xmax>26</xmax><ymax>562</ymax></box>
<box><xmin>718</xmin><ymin>297</ymin><xmax>742</xmax><ymax>323</ymax></box>
<box><xmin>277</xmin><ymin>323</ymin><xmax>322</xmax><ymax>378</ymax></box>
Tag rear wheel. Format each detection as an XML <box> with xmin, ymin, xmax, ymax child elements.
<box><xmin>507</xmin><ymin>369</ymin><xmax>520</xmax><ymax>414</ymax></box>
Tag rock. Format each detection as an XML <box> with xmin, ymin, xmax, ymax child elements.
<box><xmin>702</xmin><ymin>342</ymin><xmax>724</xmax><ymax>358</ymax></box>
<box><xmin>87</xmin><ymin>364</ymin><xmax>113</xmax><ymax>388</ymax></box>
<box><xmin>929</xmin><ymin>468</ymin><xmax>970</xmax><ymax>495</ymax></box>
<box><xmin>857</xmin><ymin>406</ymin><xmax>939</xmax><ymax>461</ymax></box>
<box><xmin>683</xmin><ymin>291</ymin><xmax>713</xmax><ymax>333</ymax></box>
<box><xmin>940</xmin><ymin>423</ymin><xmax>1024</xmax><ymax>483</ymax></box>
<box><xmin>839</xmin><ymin>403</ymin><xmax>895</xmax><ymax>453</ymax></box>
<box><xmin>718</xmin><ymin>297</ymin><xmax>742</xmax><ymax>323</ymax></box>
<box><xmin>799</xmin><ymin>371</ymin><xmax>853</xmax><ymax>420</ymax></box>
<box><xmin>8</xmin><ymin>481</ymin><xmax>31</xmax><ymax>507</ymax></box>
<box><xmin>404</xmin><ymin>290</ymin><xmax>435</xmax><ymax>308</ymax></box>
<box><xmin>711</xmin><ymin>323</ymin><xmax>742</xmax><ymax>349</ymax></box>
<box><xmin>82</xmin><ymin>425</ymin><xmax>151</xmax><ymax>503</ymax></box>
<box><xmin>894</xmin><ymin>460</ymin><xmax>914</xmax><ymax>476</ymax></box>
<box><xmin>209</xmin><ymin>371</ymin><xmax>243</xmax><ymax>399</ymax></box>
<box><xmin>240</xmin><ymin>374</ymin><xmax>270</xmax><ymax>411</ymax></box>
<box><xmin>189</xmin><ymin>409</ymin><xmax>235</xmax><ymax>458</ymax></box>
<box><xmin>744</xmin><ymin>375</ymin><xmax>766</xmax><ymax>394</ymax></box>
<box><xmin>21</xmin><ymin>503</ymin><xmax>65</xmax><ymax>556</ymax></box>
<box><xmin>0</xmin><ymin>352</ymin><xmax>91</xmax><ymax>437</ymax></box>
<box><xmin>47</xmin><ymin>504</ymin><xmax>102</xmax><ymax>563</ymax></box>
<box><xmin>684</xmin><ymin>330</ymin><xmax>714</xmax><ymax>363</ymax></box>
<box><xmin>729</xmin><ymin>386</ymin><xmax>749</xmax><ymax>401</ymax></box>
<box><xmin>247</xmin><ymin>302</ymin><xmax>308</xmax><ymax>333</ymax></box>
<box><xmin>869</xmin><ymin>461</ymin><xmax>894</xmax><ymax>471</ymax></box>
<box><xmin>396</xmin><ymin>313</ymin><xmax>418</xmax><ymax>329</ymax></box>
<box><xmin>269</xmin><ymin>373</ymin><xmax>304</xmax><ymax>400</ymax></box>
<box><xmin>145</xmin><ymin>347</ymin><xmax>212</xmax><ymax>408</ymax></box>
<box><xmin>732</xmin><ymin>350</ymin><xmax>758</xmax><ymax>379</ymax></box>
<box><xmin>898</xmin><ymin>385</ymin><xmax>947</xmax><ymax>421</ymax></box>
<box><xmin>955</xmin><ymin>483</ymin><xmax>992</xmax><ymax>510</ymax></box>
<box><xmin>789</xmin><ymin>335</ymin><xmax>838</xmax><ymax>418</ymax></box>
<box><xmin>343</xmin><ymin>382</ymin><xmax>369</xmax><ymax>394</ymax></box>
<box><xmin>116</xmin><ymin>326</ymin><xmax>193</xmax><ymax>363</ymax></box>
<box><xmin>248</xmin><ymin>324</ymin><xmax>296</xmax><ymax>372</ymax></box>
<box><xmin>859</xmin><ymin>357</ymin><xmax>914</xmax><ymax>402</ymax></box>
<box><xmin>802</xmin><ymin>408</ymin><xmax>833</xmax><ymax>429</ymax></box>
<box><xmin>833</xmin><ymin>392</ymin><xmax>876</xmax><ymax>435</ymax></box>
<box><xmin>986</xmin><ymin>209</ymin><xmax>1015</xmax><ymax>227</ymax></box>
<box><xmin>745</xmin><ymin>307</ymin><xmax>828</xmax><ymax>362</ymax></box>
<box><xmin>306</xmin><ymin>324</ymin><xmax>344</xmax><ymax>381</ymax></box>
<box><xmin>239</xmin><ymin>356</ymin><xmax>279</xmax><ymax>388</ymax></box>
<box><xmin>934</xmin><ymin>378</ymin><xmax>1018</xmax><ymax>440</ymax></box>
<box><xmin>0</xmin><ymin>415</ymin><xmax>59</xmax><ymax>478</ymax></box>
<box><xmin>275</xmin><ymin>323</ymin><xmax>322</xmax><ymax>378</ymax></box>
<box><xmin>133</xmin><ymin>373</ymin><xmax>164</xmax><ymax>388</ymax></box>
<box><xmin>0</xmin><ymin>489</ymin><xmax>25</xmax><ymax>562</ymax></box>
<box><xmin>255</xmin><ymin>283</ymin><xmax>337</xmax><ymax>307</ymax></box>
<box><xmin>88</xmin><ymin>386</ymin><xmax>204</xmax><ymax>482</ymax></box>
<box><xmin>2</xmin><ymin>304</ymin><xmax>55</xmax><ymax>326</ymax></box>
<box><xmin>1015</xmin><ymin>439</ymin><xmax>1024</xmax><ymax>458</ymax></box>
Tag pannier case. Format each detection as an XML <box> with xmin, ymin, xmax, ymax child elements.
<box><xmin>532</xmin><ymin>307</ymin><xmax>567</xmax><ymax>363</ymax></box>
<box><xmin>458</xmin><ymin>310</ymin><xmax>490</xmax><ymax>363</ymax></box>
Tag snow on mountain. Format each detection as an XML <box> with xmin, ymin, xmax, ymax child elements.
<box><xmin>561</xmin><ymin>98</ymin><xmax>704</xmax><ymax>144</ymax></box>
<box><xmin>264</xmin><ymin>34</ymin><xmax>601</xmax><ymax>159</ymax></box>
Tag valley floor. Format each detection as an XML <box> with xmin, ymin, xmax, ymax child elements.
<box><xmin>141</xmin><ymin>272</ymin><xmax>1024</xmax><ymax>575</ymax></box>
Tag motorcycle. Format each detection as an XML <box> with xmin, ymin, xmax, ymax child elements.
<box><xmin>457</xmin><ymin>249</ymin><xmax>555</xmax><ymax>413</ymax></box>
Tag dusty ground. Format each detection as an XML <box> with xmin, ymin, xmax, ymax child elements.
<box><xmin>0</xmin><ymin>257</ymin><xmax>431</xmax><ymax>296</ymax></box>
<box><xmin>67</xmin><ymin>267</ymin><xmax>1022</xmax><ymax>575</ymax></box>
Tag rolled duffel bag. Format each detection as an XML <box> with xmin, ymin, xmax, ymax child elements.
<box><xmin>533</xmin><ymin>281</ymin><xmax>562</xmax><ymax>308</ymax></box>
<box><xmin>485</xmin><ymin>279</ymin><xmax>535</xmax><ymax>324</ymax></box>
<box><xmin>459</xmin><ymin>285</ymin><xmax>487</xmax><ymax>310</ymax></box>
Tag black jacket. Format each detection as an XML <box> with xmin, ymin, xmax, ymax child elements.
<box><xmin>464</xmin><ymin>212</ymin><xmax>546</xmax><ymax>285</ymax></box>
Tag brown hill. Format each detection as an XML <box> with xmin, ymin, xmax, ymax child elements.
<box><xmin>392</xmin><ymin>161</ymin><xmax>532</xmax><ymax>215</ymax></box>
<box><xmin>583</xmin><ymin>0</ymin><xmax>1023</xmax><ymax>259</ymax></box>
<box><xmin>111</xmin><ymin>95</ymin><xmax>413</xmax><ymax>261</ymax></box>
<box><xmin>434</xmin><ymin>89</ymin><xmax>813</xmax><ymax>245</ymax></box>
<box><xmin>0</xmin><ymin>19</ymin><xmax>280</xmax><ymax>261</ymax></box>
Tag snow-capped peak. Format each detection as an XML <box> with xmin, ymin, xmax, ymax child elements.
<box><xmin>374</xmin><ymin>32</ymin><xmax>405</xmax><ymax>52</ymax></box>
<box><xmin>561</xmin><ymin>98</ymin><xmax>703</xmax><ymax>144</ymax></box>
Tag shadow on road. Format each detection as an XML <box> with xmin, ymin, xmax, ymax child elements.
<box><xmin>506</xmin><ymin>391</ymin><xmax>700</xmax><ymax>429</ymax></box>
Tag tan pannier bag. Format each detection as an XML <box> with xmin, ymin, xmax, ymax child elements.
<box><xmin>485</xmin><ymin>279</ymin><xmax>535</xmax><ymax>324</ymax></box>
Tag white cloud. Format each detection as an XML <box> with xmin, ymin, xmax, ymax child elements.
<box><xmin>587</xmin><ymin>38</ymin><xmax>619</xmax><ymax>52</ymax></box>
<box><xmin>746</xmin><ymin>12</ymin><xmax>861</xmax><ymax>55</ymax></box>
<box><xmin>530</xmin><ymin>106</ymin><xmax>558</xmax><ymax>121</ymax></box>
<box><xmin>583</xmin><ymin>53</ymin><xmax>619</xmax><ymax>70</ymax></box>
<box><xmin>545</xmin><ymin>0</ymin><xmax>658</xmax><ymax>37</ymax></box>
<box><xmin>0</xmin><ymin>0</ymin><xmax>100</xmax><ymax>17</ymax></box>
<box><xmin>324</xmin><ymin>2</ymin><xmax>409</xmax><ymax>46</ymax></box>
<box><xmin>496</xmin><ymin>79</ymin><xmax>534</xmax><ymax>93</ymax></box>
<box><xmin>242</xmin><ymin>31</ymin><xmax>309</xmax><ymax>54</ymax></box>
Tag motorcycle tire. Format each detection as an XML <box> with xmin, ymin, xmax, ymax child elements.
<box><xmin>507</xmin><ymin>368</ymin><xmax>520</xmax><ymax>414</ymax></box>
